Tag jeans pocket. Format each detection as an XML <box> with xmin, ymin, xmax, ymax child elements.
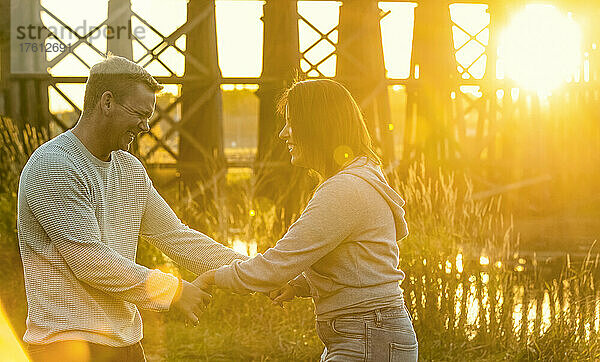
<box><xmin>390</xmin><ymin>341</ymin><xmax>418</xmax><ymax>362</ymax></box>
<box><xmin>366</xmin><ymin>326</ymin><xmax>418</xmax><ymax>362</ymax></box>
<box><xmin>331</xmin><ymin>318</ymin><xmax>366</xmax><ymax>338</ymax></box>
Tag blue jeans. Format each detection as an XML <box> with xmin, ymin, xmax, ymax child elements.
<box><xmin>317</xmin><ymin>306</ymin><xmax>418</xmax><ymax>361</ymax></box>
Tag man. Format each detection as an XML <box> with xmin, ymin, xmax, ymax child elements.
<box><xmin>17</xmin><ymin>55</ymin><xmax>247</xmax><ymax>361</ymax></box>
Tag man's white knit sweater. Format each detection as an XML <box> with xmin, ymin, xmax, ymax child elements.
<box><xmin>17</xmin><ymin>130</ymin><xmax>245</xmax><ymax>346</ymax></box>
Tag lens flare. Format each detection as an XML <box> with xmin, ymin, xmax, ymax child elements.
<box><xmin>333</xmin><ymin>145</ymin><xmax>354</xmax><ymax>166</ymax></box>
<box><xmin>0</xmin><ymin>302</ymin><xmax>28</xmax><ymax>361</ymax></box>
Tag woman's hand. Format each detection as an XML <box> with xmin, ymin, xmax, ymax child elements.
<box><xmin>268</xmin><ymin>283</ymin><xmax>296</xmax><ymax>307</ymax></box>
<box><xmin>192</xmin><ymin>269</ymin><xmax>216</xmax><ymax>291</ymax></box>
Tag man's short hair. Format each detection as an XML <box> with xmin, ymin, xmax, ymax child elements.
<box><xmin>82</xmin><ymin>55</ymin><xmax>163</xmax><ymax>112</ymax></box>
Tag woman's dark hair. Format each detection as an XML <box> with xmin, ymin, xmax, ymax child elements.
<box><xmin>277</xmin><ymin>79</ymin><xmax>381</xmax><ymax>178</ymax></box>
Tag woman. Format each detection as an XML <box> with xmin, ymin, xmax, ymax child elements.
<box><xmin>197</xmin><ymin>79</ymin><xmax>418</xmax><ymax>361</ymax></box>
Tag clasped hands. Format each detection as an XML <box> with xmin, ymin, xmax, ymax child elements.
<box><xmin>171</xmin><ymin>269</ymin><xmax>298</xmax><ymax>326</ymax></box>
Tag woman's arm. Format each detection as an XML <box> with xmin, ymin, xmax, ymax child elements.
<box><xmin>214</xmin><ymin>175</ymin><xmax>366</xmax><ymax>294</ymax></box>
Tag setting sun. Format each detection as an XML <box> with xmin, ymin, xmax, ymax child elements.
<box><xmin>498</xmin><ymin>4</ymin><xmax>582</xmax><ymax>91</ymax></box>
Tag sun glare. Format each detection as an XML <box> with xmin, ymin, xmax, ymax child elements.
<box><xmin>498</xmin><ymin>4</ymin><xmax>581</xmax><ymax>92</ymax></box>
<box><xmin>0</xmin><ymin>303</ymin><xmax>28</xmax><ymax>362</ymax></box>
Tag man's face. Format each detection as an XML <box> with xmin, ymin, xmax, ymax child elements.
<box><xmin>109</xmin><ymin>83</ymin><xmax>156</xmax><ymax>152</ymax></box>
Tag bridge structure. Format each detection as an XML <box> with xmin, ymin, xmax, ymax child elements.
<box><xmin>0</xmin><ymin>0</ymin><xmax>598</xmax><ymax>233</ymax></box>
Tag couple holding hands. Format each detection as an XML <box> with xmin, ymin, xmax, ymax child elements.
<box><xmin>17</xmin><ymin>55</ymin><xmax>418</xmax><ymax>361</ymax></box>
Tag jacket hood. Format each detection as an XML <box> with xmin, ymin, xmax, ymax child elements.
<box><xmin>337</xmin><ymin>157</ymin><xmax>409</xmax><ymax>241</ymax></box>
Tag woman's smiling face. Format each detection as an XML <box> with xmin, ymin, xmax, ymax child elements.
<box><xmin>278</xmin><ymin>105</ymin><xmax>306</xmax><ymax>167</ymax></box>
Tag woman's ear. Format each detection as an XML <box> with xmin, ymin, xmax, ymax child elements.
<box><xmin>99</xmin><ymin>90</ymin><xmax>114</xmax><ymax>116</ymax></box>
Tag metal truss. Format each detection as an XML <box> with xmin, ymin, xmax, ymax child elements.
<box><xmin>37</xmin><ymin>3</ymin><xmax>220</xmax><ymax>171</ymax></box>
<box><xmin>448</xmin><ymin>8</ymin><xmax>492</xmax><ymax>165</ymax></box>
<box><xmin>298</xmin><ymin>12</ymin><xmax>338</xmax><ymax>78</ymax></box>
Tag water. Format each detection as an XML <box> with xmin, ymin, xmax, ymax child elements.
<box><xmin>228</xmin><ymin>239</ymin><xmax>599</xmax><ymax>342</ymax></box>
<box><xmin>405</xmin><ymin>252</ymin><xmax>600</xmax><ymax>341</ymax></box>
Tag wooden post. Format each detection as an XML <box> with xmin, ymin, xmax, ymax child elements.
<box><xmin>336</xmin><ymin>0</ymin><xmax>395</xmax><ymax>164</ymax></box>
<box><xmin>406</xmin><ymin>0</ymin><xmax>456</xmax><ymax>166</ymax></box>
<box><xmin>485</xmin><ymin>1</ymin><xmax>502</xmax><ymax>179</ymax></box>
<box><xmin>179</xmin><ymin>0</ymin><xmax>225</xmax><ymax>203</ymax></box>
<box><xmin>107</xmin><ymin>0</ymin><xmax>133</xmax><ymax>59</ymax></box>
<box><xmin>257</xmin><ymin>0</ymin><xmax>299</xmax><ymax>166</ymax></box>
<box><xmin>2</xmin><ymin>0</ymin><xmax>50</xmax><ymax>132</ymax></box>
<box><xmin>256</xmin><ymin>0</ymin><xmax>312</xmax><ymax>227</ymax></box>
<box><xmin>0</xmin><ymin>0</ymin><xmax>12</xmax><ymax>118</ymax></box>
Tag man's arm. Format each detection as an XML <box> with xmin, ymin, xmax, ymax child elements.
<box><xmin>139</xmin><ymin>173</ymin><xmax>248</xmax><ymax>276</ymax></box>
<box><xmin>23</xmin><ymin>154</ymin><xmax>184</xmax><ymax>311</ymax></box>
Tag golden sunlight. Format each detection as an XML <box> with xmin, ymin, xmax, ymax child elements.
<box><xmin>498</xmin><ymin>4</ymin><xmax>581</xmax><ymax>92</ymax></box>
<box><xmin>0</xmin><ymin>303</ymin><xmax>28</xmax><ymax>362</ymax></box>
<box><xmin>229</xmin><ymin>236</ymin><xmax>258</xmax><ymax>257</ymax></box>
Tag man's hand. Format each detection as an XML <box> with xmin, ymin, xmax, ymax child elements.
<box><xmin>269</xmin><ymin>283</ymin><xmax>296</xmax><ymax>307</ymax></box>
<box><xmin>171</xmin><ymin>280</ymin><xmax>212</xmax><ymax>326</ymax></box>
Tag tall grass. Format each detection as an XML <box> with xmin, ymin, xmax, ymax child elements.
<box><xmin>0</xmin><ymin>118</ymin><xmax>598</xmax><ymax>361</ymax></box>
<box><xmin>388</xmin><ymin>160</ymin><xmax>599</xmax><ymax>360</ymax></box>
<box><xmin>0</xmin><ymin>117</ymin><xmax>50</xmax><ymax>344</ymax></box>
